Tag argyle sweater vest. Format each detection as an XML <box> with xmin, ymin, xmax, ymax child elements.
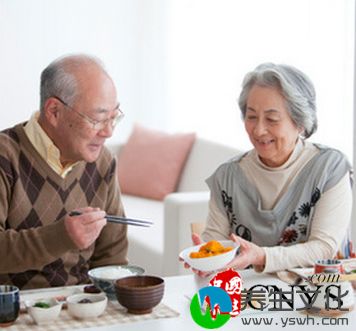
<box><xmin>0</xmin><ymin>123</ymin><xmax>128</xmax><ymax>289</ymax></box>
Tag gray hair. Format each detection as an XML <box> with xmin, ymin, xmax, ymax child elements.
<box><xmin>40</xmin><ymin>54</ymin><xmax>107</xmax><ymax>113</ymax></box>
<box><xmin>238</xmin><ymin>63</ymin><xmax>317</xmax><ymax>139</ymax></box>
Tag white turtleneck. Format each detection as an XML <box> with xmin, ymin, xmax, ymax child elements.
<box><xmin>202</xmin><ymin>139</ymin><xmax>352</xmax><ymax>273</ymax></box>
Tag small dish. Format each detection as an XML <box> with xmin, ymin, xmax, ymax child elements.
<box><xmin>20</xmin><ymin>287</ymin><xmax>81</xmax><ymax>312</ymax></box>
<box><xmin>179</xmin><ymin>240</ymin><xmax>239</xmax><ymax>272</ymax></box>
<box><xmin>88</xmin><ymin>265</ymin><xmax>145</xmax><ymax>299</ymax></box>
<box><xmin>25</xmin><ymin>298</ymin><xmax>62</xmax><ymax>325</ymax></box>
<box><xmin>115</xmin><ymin>275</ymin><xmax>164</xmax><ymax>314</ymax></box>
<box><xmin>67</xmin><ymin>293</ymin><xmax>107</xmax><ymax>319</ymax></box>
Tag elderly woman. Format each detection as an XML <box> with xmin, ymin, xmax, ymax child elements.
<box><xmin>194</xmin><ymin>63</ymin><xmax>353</xmax><ymax>275</ymax></box>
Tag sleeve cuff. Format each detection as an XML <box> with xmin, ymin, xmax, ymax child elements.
<box><xmin>252</xmin><ymin>247</ymin><xmax>268</xmax><ymax>273</ymax></box>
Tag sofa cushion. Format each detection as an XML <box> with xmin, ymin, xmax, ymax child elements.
<box><xmin>117</xmin><ymin>124</ymin><xmax>195</xmax><ymax>200</ymax></box>
<box><xmin>177</xmin><ymin>138</ymin><xmax>240</xmax><ymax>192</ymax></box>
<box><xmin>121</xmin><ymin>194</ymin><xmax>165</xmax><ymax>275</ymax></box>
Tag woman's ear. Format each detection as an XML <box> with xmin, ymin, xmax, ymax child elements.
<box><xmin>298</xmin><ymin>125</ymin><xmax>305</xmax><ymax>136</ymax></box>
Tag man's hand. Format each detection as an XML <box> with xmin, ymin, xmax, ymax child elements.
<box><xmin>64</xmin><ymin>207</ymin><xmax>107</xmax><ymax>249</ymax></box>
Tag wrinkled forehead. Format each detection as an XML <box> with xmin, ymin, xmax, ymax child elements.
<box><xmin>74</xmin><ymin>70</ymin><xmax>118</xmax><ymax>111</ymax></box>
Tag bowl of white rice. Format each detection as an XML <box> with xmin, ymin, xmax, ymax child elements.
<box><xmin>88</xmin><ymin>266</ymin><xmax>145</xmax><ymax>299</ymax></box>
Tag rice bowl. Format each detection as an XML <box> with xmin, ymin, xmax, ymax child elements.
<box><xmin>88</xmin><ymin>266</ymin><xmax>145</xmax><ymax>299</ymax></box>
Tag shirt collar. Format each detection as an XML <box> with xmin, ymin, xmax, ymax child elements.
<box><xmin>24</xmin><ymin>111</ymin><xmax>78</xmax><ymax>177</ymax></box>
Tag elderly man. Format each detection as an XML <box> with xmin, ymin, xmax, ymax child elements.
<box><xmin>0</xmin><ymin>54</ymin><xmax>128</xmax><ymax>289</ymax></box>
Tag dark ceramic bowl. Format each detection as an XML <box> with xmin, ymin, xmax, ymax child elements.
<box><xmin>114</xmin><ymin>276</ymin><xmax>164</xmax><ymax>314</ymax></box>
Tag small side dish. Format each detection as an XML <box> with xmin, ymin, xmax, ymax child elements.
<box><xmin>25</xmin><ymin>298</ymin><xmax>62</xmax><ymax>325</ymax></box>
<box><xmin>67</xmin><ymin>293</ymin><xmax>107</xmax><ymax>319</ymax></box>
<box><xmin>83</xmin><ymin>285</ymin><xmax>102</xmax><ymax>294</ymax></box>
<box><xmin>20</xmin><ymin>287</ymin><xmax>81</xmax><ymax>312</ymax></box>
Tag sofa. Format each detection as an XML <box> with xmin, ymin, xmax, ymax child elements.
<box><xmin>107</xmin><ymin>137</ymin><xmax>240</xmax><ymax>276</ymax></box>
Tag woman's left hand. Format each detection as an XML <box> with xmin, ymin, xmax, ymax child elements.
<box><xmin>225</xmin><ymin>234</ymin><xmax>266</xmax><ymax>270</ymax></box>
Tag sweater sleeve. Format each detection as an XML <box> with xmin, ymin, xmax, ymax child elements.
<box><xmin>89</xmin><ymin>159</ymin><xmax>129</xmax><ymax>268</ymax></box>
<box><xmin>0</xmin><ymin>168</ymin><xmax>78</xmax><ymax>273</ymax></box>
<box><xmin>202</xmin><ymin>194</ymin><xmax>231</xmax><ymax>242</ymax></box>
<box><xmin>261</xmin><ymin>172</ymin><xmax>352</xmax><ymax>273</ymax></box>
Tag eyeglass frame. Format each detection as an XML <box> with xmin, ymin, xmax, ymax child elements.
<box><xmin>52</xmin><ymin>96</ymin><xmax>124</xmax><ymax>130</ymax></box>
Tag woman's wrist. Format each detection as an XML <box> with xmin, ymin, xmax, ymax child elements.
<box><xmin>254</xmin><ymin>246</ymin><xmax>266</xmax><ymax>267</ymax></box>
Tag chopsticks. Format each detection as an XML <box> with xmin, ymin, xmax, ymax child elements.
<box><xmin>69</xmin><ymin>211</ymin><xmax>153</xmax><ymax>227</ymax></box>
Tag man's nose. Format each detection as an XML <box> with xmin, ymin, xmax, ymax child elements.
<box><xmin>98</xmin><ymin>122</ymin><xmax>114</xmax><ymax>138</ymax></box>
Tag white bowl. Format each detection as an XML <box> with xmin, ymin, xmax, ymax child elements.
<box><xmin>88</xmin><ymin>265</ymin><xmax>145</xmax><ymax>299</ymax></box>
<box><xmin>67</xmin><ymin>293</ymin><xmax>107</xmax><ymax>319</ymax></box>
<box><xmin>179</xmin><ymin>240</ymin><xmax>239</xmax><ymax>272</ymax></box>
<box><xmin>25</xmin><ymin>298</ymin><xmax>62</xmax><ymax>325</ymax></box>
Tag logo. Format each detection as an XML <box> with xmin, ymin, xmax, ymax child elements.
<box><xmin>190</xmin><ymin>269</ymin><xmax>352</xmax><ymax>328</ymax></box>
<box><xmin>190</xmin><ymin>287</ymin><xmax>231</xmax><ymax>329</ymax></box>
<box><xmin>190</xmin><ymin>269</ymin><xmax>243</xmax><ymax>329</ymax></box>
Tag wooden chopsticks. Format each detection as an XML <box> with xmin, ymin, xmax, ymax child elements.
<box><xmin>69</xmin><ymin>211</ymin><xmax>153</xmax><ymax>227</ymax></box>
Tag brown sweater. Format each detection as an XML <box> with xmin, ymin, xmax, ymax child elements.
<box><xmin>0</xmin><ymin>123</ymin><xmax>128</xmax><ymax>289</ymax></box>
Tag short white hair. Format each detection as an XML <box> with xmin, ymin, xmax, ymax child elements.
<box><xmin>40</xmin><ymin>54</ymin><xmax>107</xmax><ymax>113</ymax></box>
<box><xmin>238</xmin><ymin>63</ymin><xmax>317</xmax><ymax>139</ymax></box>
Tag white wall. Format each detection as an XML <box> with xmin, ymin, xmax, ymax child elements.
<box><xmin>164</xmin><ymin>0</ymin><xmax>355</xmax><ymax>158</ymax></box>
<box><xmin>1</xmin><ymin>0</ymin><xmax>355</xmax><ymax>258</ymax></box>
<box><xmin>0</xmin><ymin>0</ymin><xmax>169</xmax><ymax>143</ymax></box>
<box><xmin>0</xmin><ymin>0</ymin><xmax>354</xmax><ymax>159</ymax></box>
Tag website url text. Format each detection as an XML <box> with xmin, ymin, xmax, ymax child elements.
<box><xmin>241</xmin><ymin>315</ymin><xmax>348</xmax><ymax>327</ymax></box>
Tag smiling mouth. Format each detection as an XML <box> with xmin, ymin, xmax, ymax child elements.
<box><xmin>256</xmin><ymin>139</ymin><xmax>274</xmax><ymax>146</ymax></box>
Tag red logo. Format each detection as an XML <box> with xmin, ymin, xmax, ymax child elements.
<box><xmin>208</xmin><ymin>268</ymin><xmax>242</xmax><ymax>317</ymax></box>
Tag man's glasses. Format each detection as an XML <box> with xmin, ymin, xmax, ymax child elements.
<box><xmin>53</xmin><ymin>96</ymin><xmax>124</xmax><ymax>131</ymax></box>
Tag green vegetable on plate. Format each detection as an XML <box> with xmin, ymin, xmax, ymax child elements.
<box><xmin>33</xmin><ymin>301</ymin><xmax>51</xmax><ymax>309</ymax></box>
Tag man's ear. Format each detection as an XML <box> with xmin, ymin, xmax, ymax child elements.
<box><xmin>44</xmin><ymin>97</ymin><xmax>61</xmax><ymax>127</ymax></box>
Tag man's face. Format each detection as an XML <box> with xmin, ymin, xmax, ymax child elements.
<box><xmin>54</xmin><ymin>67</ymin><xmax>118</xmax><ymax>164</ymax></box>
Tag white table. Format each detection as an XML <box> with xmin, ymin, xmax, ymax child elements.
<box><xmin>80</xmin><ymin>269</ymin><xmax>356</xmax><ymax>331</ymax></box>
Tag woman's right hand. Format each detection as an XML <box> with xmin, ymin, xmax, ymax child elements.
<box><xmin>181</xmin><ymin>233</ymin><xmax>213</xmax><ymax>278</ymax></box>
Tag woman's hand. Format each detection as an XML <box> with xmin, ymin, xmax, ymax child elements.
<box><xmin>225</xmin><ymin>234</ymin><xmax>266</xmax><ymax>270</ymax></box>
<box><xmin>180</xmin><ymin>234</ymin><xmax>213</xmax><ymax>278</ymax></box>
<box><xmin>180</xmin><ymin>233</ymin><xmax>266</xmax><ymax>277</ymax></box>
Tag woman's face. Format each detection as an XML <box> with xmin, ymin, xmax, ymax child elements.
<box><xmin>244</xmin><ymin>84</ymin><xmax>303</xmax><ymax>167</ymax></box>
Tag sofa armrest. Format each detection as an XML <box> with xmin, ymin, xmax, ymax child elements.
<box><xmin>162</xmin><ymin>191</ymin><xmax>210</xmax><ymax>275</ymax></box>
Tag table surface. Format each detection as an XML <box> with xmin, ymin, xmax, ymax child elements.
<box><xmin>20</xmin><ymin>269</ymin><xmax>356</xmax><ymax>331</ymax></box>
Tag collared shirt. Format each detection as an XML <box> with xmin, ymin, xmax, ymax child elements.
<box><xmin>24</xmin><ymin>112</ymin><xmax>78</xmax><ymax>178</ymax></box>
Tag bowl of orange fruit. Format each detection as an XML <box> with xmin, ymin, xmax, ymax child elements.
<box><xmin>179</xmin><ymin>240</ymin><xmax>239</xmax><ymax>272</ymax></box>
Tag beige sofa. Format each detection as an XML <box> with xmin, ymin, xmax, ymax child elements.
<box><xmin>108</xmin><ymin>137</ymin><xmax>240</xmax><ymax>276</ymax></box>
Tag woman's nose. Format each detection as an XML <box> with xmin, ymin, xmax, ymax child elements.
<box><xmin>253</xmin><ymin>120</ymin><xmax>268</xmax><ymax>135</ymax></box>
